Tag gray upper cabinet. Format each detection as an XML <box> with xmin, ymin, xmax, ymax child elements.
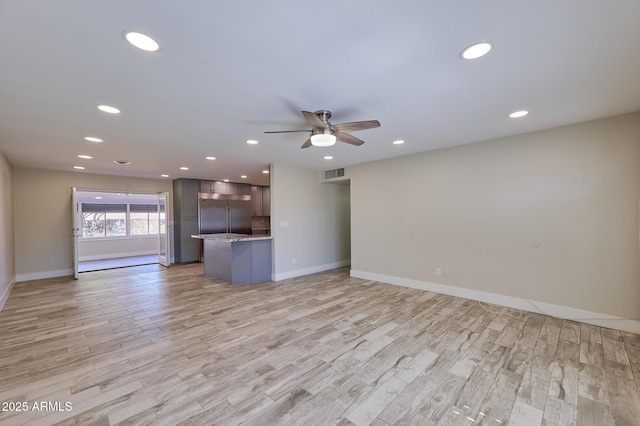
<box><xmin>212</xmin><ymin>181</ymin><xmax>226</xmax><ymax>194</ymax></box>
<box><xmin>213</xmin><ymin>181</ymin><xmax>239</xmax><ymax>195</ymax></box>
<box><xmin>250</xmin><ymin>186</ymin><xmax>270</xmax><ymax>216</ymax></box>
<box><xmin>200</xmin><ymin>180</ymin><xmax>214</xmax><ymax>194</ymax></box>
<box><xmin>203</xmin><ymin>181</ymin><xmax>254</xmax><ymax>196</ymax></box>
<box><xmin>237</xmin><ymin>183</ymin><xmax>252</xmax><ymax>196</ymax></box>
<box><xmin>174</xmin><ymin>179</ymin><xmax>199</xmax><ymax>217</ymax></box>
<box><xmin>251</xmin><ymin>186</ymin><xmax>263</xmax><ymax>216</ymax></box>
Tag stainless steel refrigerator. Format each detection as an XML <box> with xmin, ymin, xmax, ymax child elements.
<box><xmin>198</xmin><ymin>193</ymin><xmax>252</xmax><ymax>235</ymax></box>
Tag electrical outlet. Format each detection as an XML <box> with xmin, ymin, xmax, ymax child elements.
<box><xmin>292</xmin><ymin>257</ymin><xmax>297</xmax><ymax>265</ymax></box>
<box><xmin>435</xmin><ymin>267</ymin><xmax>442</xmax><ymax>277</ymax></box>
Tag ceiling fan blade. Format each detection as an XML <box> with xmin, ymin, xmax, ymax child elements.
<box><xmin>301</xmin><ymin>138</ymin><xmax>312</xmax><ymax>149</ymax></box>
<box><xmin>264</xmin><ymin>129</ymin><xmax>311</xmax><ymax>134</ymax></box>
<box><xmin>302</xmin><ymin>111</ymin><xmax>326</xmax><ymax>128</ymax></box>
<box><xmin>336</xmin><ymin>131</ymin><xmax>365</xmax><ymax>146</ymax></box>
<box><xmin>332</xmin><ymin>120</ymin><xmax>380</xmax><ymax>132</ymax></box>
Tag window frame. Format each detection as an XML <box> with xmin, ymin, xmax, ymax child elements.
<box><xmin>80</xmin><ymin>202</ymin><xmax>159</xmax><ymax>239</ymax></box>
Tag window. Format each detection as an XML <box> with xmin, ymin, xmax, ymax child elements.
<box><xmin>81</xmin><ymin>203</ymin><xmax>158</xmax><ymax>238</ymax></box>
<box><xmin>130</xmin><ymin>204</ymin><xmax>159</xmax><ymax>235</ymax></box>
<box><xmin>82</xmin><ymin>211</ymin><xmax>106</xmax><ymax>237</ymax></box>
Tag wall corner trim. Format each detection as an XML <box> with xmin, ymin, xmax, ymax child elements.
<box><xmin>350</xmin><ymin>270</ymin><xmax>640</xmax><ymax>334</ymax></box>
<box><xmin>0</xmin><ymin>276</ymin><xmax>17</xmax><ymax>312</ymax></box>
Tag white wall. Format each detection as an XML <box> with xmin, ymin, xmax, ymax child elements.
<box><xmin>13</xmin><ymin>168</ymin><xmax>172</xmax><ymax>281</ymax></box>
<box><xmin>348</xmin><ymin>112</ymin><xmax>640</xmax><ymax>333</ymax></box>
<box><xmin>0</xmin><ymin>152</ymin><xmax>15</xmax><ymax>310</ymax></box>
<box><xmin>78</xmin><ymin>236</ymin><xmax>158</xmax><ymax>261</ymax></box>
<box><xmin>271</xmin><ymin>164</ymin><xmax>351</xmax><ymax>280</ymax></box>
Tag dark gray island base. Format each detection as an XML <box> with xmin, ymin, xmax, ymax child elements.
<box><xmin>192</xmin><ymin>234</ymin><xmax>272</xmax><ymax>284</ymax></box>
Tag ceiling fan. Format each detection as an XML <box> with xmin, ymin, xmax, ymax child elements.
<box><xmin>264</xmin><ymin>110</ymin><xmax>380</xmax><ymax>149</ymax></box>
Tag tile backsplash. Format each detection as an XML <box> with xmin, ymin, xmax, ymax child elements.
<box><xmin>251</xmin><ymin>216</ymin><xmax>270</xmax><ymax>234</ymax></box>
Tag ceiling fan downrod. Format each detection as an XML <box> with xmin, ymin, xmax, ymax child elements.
<box><xmin>314</xmin><ymin>110</ymin><xmax>332</xmax><ymax>125</ymax></box>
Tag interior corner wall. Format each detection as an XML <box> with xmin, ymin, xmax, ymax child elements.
<box><xmin>271</xmin><ymin>164</ymin><xmax>351</xmax><ymax>280</ymax></box>
<box><xmin>348</xmin><ymin>112</ymin><xmax>640</xmax><ymax>332</ymax></box>
<box><xmin>0</xmin><ymin>151</ymin><xmax>15</xmax><ymax>310</ymax></box>
<box><xmin>13</xmin><ymin>168</ymin><xmax>172</xmax><ymax>281</ymax></box>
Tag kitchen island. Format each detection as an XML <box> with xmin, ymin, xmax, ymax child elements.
<box><xmin>191</xmin><ymin>234</ymin><xmax>272</xmax><ymax>284</ymax></box>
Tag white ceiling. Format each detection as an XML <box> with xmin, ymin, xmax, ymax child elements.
<box><xmin>1</xmin><ymin>1</ymin><xmax>639</xmax><ymax>187</ymax></box>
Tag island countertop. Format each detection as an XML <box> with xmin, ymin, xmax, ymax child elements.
<box><xmin>191</xmin><ymin>233</ymin><xmax>272</xmax><ymax>242</ymax></box>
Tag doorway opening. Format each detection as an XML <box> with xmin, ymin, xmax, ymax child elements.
<box><xmin>73</xmin><ymin>190</ymin><xmax>169</xmax><ymax>273</ymax></box>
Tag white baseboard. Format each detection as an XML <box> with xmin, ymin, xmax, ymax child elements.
<box><xmin>16</xmin><ymin>269</ymin><xmax>73</xmax><ymax>282</ymax></box>
<box><xmin>273</xmin><ymin>260</ymin><xmax>351</xmax><ymax>281</ymax></box>
<box><xmin>350</xmin><ymin>270</ymin><xmax>640</xmax><ymax>334</ymax></box>
<box><xmin>0</xmin><ymin>276</ymin><xmax>16</xmax><ymax>312</ymax></box>
<box><xmin>78</xmin><ymin>250</ymin><xmax>157</xmax><ymax>262</ymax></box>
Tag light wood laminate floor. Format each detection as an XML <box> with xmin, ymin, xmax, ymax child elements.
<box><xmin>0</xmin><ymin>265</ymin><xmax>638</xmax><ymax>425</ymax></box>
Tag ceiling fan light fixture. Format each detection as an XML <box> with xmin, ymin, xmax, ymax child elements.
<box><xmin>310</xmin><ymin>131</ymin><xmax>336</xmax><ymax>147</ymax></box>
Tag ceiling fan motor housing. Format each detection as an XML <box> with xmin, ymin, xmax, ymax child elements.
<box><xmin>314</xmin><ymin>110</ymin><xmax>332</xmax><ymax>124</ymax></box>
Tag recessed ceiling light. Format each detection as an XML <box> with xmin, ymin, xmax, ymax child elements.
<box><xmin>392</xmin><ymin>140</ymin><xmax>405</xmax><ymax>145</ymax></box>
<box><xmin>77</xmin><ymin>154</ymin><xmax>92</xmax><ymax>159</ymax></box>
<box><xmin>460</xmin><ymin>41</ymin><xmax>492</xmax><ymax>60</ymax></box>
<box><xmin>324</xmin><ymin>156</ymin><xmax>333</xmax><ymax>160</ymax></box>
<box><xmin>161</xmin><ymin>174</ymin><xmax>169</xmax><ymax>178</ymax></box>
<box><xmin>206</xmin><ymin>156</ymin><xmax>216</xmax><ymax>160</ymax></box>
<box><xmin>123</xmin><ymin>31</ymin><xmax>160</xmax><ymax>52</ymax></box>
<box><xmin>509</xmin><ymin>110</ymin><xmax>529</xmax><ymax>118</ymax></box>
<box><xmin>246</xmin><ymin>140</ymin><xmax>259</xmax><ymax>145</ymax></box>
<box><xmin>73</xmin><ymin>166</ymin><xmax>85</xmax><ymax>170</ymax></box>
<box><xmin>240</xmin><ymin>175</ymin><xmax>247</xmax><ymax>179</ymax></box>
<box><xmin>180</xmin><ymin>166</ymin><xmax>189</xmax><ymax>170</ymax></box>
<box><xmin>84</xmin><ymin>136</ymin><xmax>103</xmax><ymax>143</ymax></box>
<box><xmin>113</xmin><ymin>160</ymin><xmax>131</xmax><ymax>165</ymax></box>
<box><xmin>97</xmin><ymin>105</ymin><xmax>120</xmax><ymax>114</ymax></box>
<box><xmin>262</xmin><ymin>170</ymin><xmax>269</xmax><ymax>174</ymax></box>
<box><xmin>95</xmin><ymin>196</ymin><xmax>103</xmax><ymax>200</ymax></box>
<box><xmin>223</xmin><ymin>179</ymin><xmax>229</xmax><ymax>182</ymax></box>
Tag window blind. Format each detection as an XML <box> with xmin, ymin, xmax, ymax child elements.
<box><xmin>130</xmin><ymin>204</ymin><xmax>158</xmax><ymax>213</ymax></box>
<box><xmin>81</xmin><ymin>204</ymin><xmax>127</xmax><ymax>213</ymax></box>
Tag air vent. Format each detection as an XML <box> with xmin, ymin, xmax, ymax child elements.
<box><xmin>325</xmin><ymin>168</ymin><xmax>344</xmax><ymax>179</ymax></box>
